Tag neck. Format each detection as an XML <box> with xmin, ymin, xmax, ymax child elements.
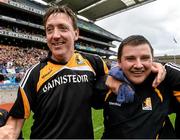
<box><xmin>51</xmin><ymin>52</ymin><xmax>74</xmax><ymax>64</ymax></box>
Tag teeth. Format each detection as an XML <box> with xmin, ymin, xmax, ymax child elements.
<box><xmin>132</xmin><ymin>71</ymin><xmax>143</xmax><ymax>74</ymax></box>
<box><xmin>52</xmin><ymin>42</ymin><xmax>64</xmax><ymax>46</ymax></box>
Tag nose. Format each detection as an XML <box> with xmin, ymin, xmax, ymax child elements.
<box><xmin>134</xmin><ymin>58</ymin><xmax>143</xmax><ymax>68</ymax></box>
<box><xmin>52</xmin><ymin>28</ymin><xmax>61</xmax><ymax>39</ymax></box>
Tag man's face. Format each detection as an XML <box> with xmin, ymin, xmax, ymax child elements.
<box><xmin>45</xmin><ymin>13</ymin><xmax>79</xmax><ymax>62</ymax></box>
<box><xmin>118</xmin><ymin>44</ymin><xmax>153</xmax><ymax>84</ymax></box>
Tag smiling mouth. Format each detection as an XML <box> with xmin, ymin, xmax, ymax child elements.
<box><xmin>131</xmin><ymin>71</ymin><xmax>145</xmax><ymax>76</ymax></box>
<box><xmin>52</xmin><ymin>41</ymin><xmax>65</xmax><ymax>46</ymax></box>
<box><xmin>133</xmin><ymin>71</ymin><xmax>143</xmax><ymax>74</ymax></box>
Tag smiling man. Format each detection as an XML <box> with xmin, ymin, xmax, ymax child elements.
<box><xmin>0</xmin><ymin>5</ymin><xmax>110</xmax><ymax>139</ymax></box>
<box><xmin>102</xmin><ymin>35</ymin><xmax>180</xmax><ymax>139</ymax></box>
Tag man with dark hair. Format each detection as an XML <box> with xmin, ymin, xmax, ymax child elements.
<box><xmin>0</xmin><ymin>5</ymin><xmax>109</xmax><ymax>139</ymax></box>
<box><xmin>0</xmin><ymin>6</ymin><xmax>165</xmax><ymax>139</ymax></box>
<box><xmin>102</xmin><ymin>35</ymin><xmax>180</xmax><ymax>139</ymax></box>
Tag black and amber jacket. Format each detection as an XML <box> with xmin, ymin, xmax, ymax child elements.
<box><xmin>102</xmin><ymin>62</ymin><xmax>180</xmax><ymax>139</ymax></box>
<box><xmin>9</xmin><ymin>52</ymin><xmax>108</xmax><ymax>139</ymax></box>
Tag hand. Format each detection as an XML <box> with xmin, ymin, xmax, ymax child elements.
<box><xmin>105</xmin><ymin>75</ymin><xmax>122</xmax><ymax>94</ymax></box>
<box><xmin>151</xmin><ymin>62</ymin><xmax>166</xmax><ymax>87</ymax></box>
<box><xmin>106</xmin><ymin>68</ymin><xmax>135</xmax><ymax>104</ymax></box>
<box><xmin>0</xmin><ymin>124</ymin><xmax>17</xmax><ymax>139</ymax></box>
<box><xmin>0</xmin><ymin>117</ymin><xmax>24</xmax><ymax>139</ymax></box>
<box><xmin>0</xmin><ymin>109</ymin><xmax>9</xmax><ymax>127</ymax></box>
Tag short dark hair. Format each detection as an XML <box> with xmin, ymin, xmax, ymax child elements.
<box><xmin>117</xmin><ymin>35</ymin><xmax>153</xmax><ymax>60</ymax></box>
<box><xmin>43</xmin><ymin>5</ymin><xmax>78</xmax><ymax>30</ymax></box>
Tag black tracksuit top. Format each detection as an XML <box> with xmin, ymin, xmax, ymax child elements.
<box><xmin>103</xmin><ymin>62</ymin><xmax>180</xmax><ymax>139</ymax></box>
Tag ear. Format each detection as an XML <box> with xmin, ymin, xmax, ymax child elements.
<box><xmin>74</xmin><ymin>28</ymin><xmax>79</xmax><ymax>41</ymax></box>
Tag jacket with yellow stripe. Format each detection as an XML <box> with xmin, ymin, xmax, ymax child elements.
<box><xmin>102</xmin><ymin>62</ymin><xmax>180</xmax><ymax>139</ymax></box>
<box><xmin>9</xmin><ymin>52</ymin><xmax>109</xmax><ymax>139</ymax></box>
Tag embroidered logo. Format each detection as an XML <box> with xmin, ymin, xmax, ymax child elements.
<box><xmin>142</xmin><ymin>97</ymin><xmax>152</xmax><ymax>110</ymax></box>
<box><xmin>76</xmin><ymin>55</ymin><xmax>84</xmax><ymax>65</ymax></box>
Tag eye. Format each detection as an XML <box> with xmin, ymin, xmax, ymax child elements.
<box><xmin>58</xmin><ymin>25</ymin><xmax>69</xmax><ymax>32</ymax></box>
<box><xmin>141</xmin><ymin>56</ymin><xmax>150</xmax><ymax>61</ymax></box>
<box><xmin>46</xmin><ymin>27</ymin><xmax>53</xmax><ymax>34</ymax></box>
<box><xmin>126</xmin><ymin>56</ymin><xmax>135</xmax><ymax>61</ymax></box>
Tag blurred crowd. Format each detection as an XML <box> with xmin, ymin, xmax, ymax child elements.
<box><xmin>0</xmin><ymin>25</ymin><xmax>45</xmax><ymax>38</ymax></box>
<box><xmin>0</xmin><ymin>44</ymin><xmax>48</xmax><ymax>84</ymax></box>
<box><xmin>0</xmin><ymin>44</ymin><xmax>114</xmax><ymax>84</ymax></box>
